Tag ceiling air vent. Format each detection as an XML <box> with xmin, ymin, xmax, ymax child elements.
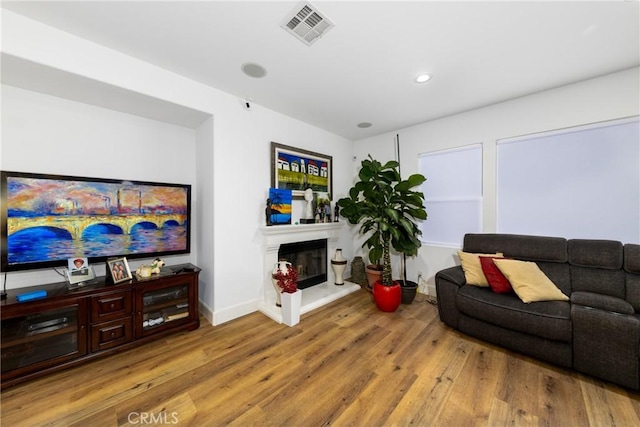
<box><xmin>281</xmin><ymin>1</ymin><xmax>334</xmax><ymax>46</ymax></box>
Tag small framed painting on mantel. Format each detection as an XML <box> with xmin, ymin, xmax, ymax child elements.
<box><xmin>267</xmin><ymin>188</ymin><xmax>292</xmax><ymax>226</ymax></box>
<box><xmin>271</xmin><ymin>142</ymin><xmax>332</xmax><ymax>198</ymax></box>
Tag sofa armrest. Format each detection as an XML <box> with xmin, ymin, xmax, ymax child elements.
<box><xmin>435</xmin><ymin>265</ymin><xmax>466</xmax><ymax>288</ymax></box>
<box><xmin>435</xmin><ymin>266</ymin><xmax>466</xmax><ymax>328</ymax></box>
<box><xmin>572</xmin><ymin>304</ymin><xmax>640</xmax><ymax>389</ymax></box>
<box><xmin>571</xmin><ymin>291</ymin><xmax>635</xmax><ymax>315</ymax></box>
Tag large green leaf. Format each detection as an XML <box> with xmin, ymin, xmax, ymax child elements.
<box><xmin>384</xmin><ymin>208</ymin><xmax>400</xmax><ymax>222</ymax></box>
<box><xmin>369</xmin><ymin>247</ymin><xmax>382</xmax><ymax>264</ymax></box>
<box><xmin>381</xmin><ymin>160</ymin><xmax>399</xmax><ymax>170</ymax></box>
<box><xmin>406</xmin><ymin>174</ymin><xmax>427</xmax><ymax>187</ymax></box>
<box><xmin>407</xmin><ymin>207</ymin><xmax>428</xmax><ymax>220</ymax></box>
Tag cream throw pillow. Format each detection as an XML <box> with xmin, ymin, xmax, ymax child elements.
<box><xmin>457</xmin><ymin>251</ymin><xmax>503</xmax><ymax>287</ymax></box>
<box><xmin>493</xmin><ymin>259</ymin><xmax>569</xmax><ymax>303</ymax></box>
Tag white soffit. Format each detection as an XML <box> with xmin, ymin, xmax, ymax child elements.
<box><xmin>280</xmin><ymin>1</ymin><xmax>334</xmax><ymax>46</ymax></box>
<box><xmin>1</xmin><ymin>54</ymin><xmax>212</xmax><ymax>129</ymax></box>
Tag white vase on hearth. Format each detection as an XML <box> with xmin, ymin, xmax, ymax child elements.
<box><xmin>271</xmin><ymin>259</ymin><xmax>293</xmax><ymax>307</ymax></box>
<box><xmin>281</xmin><ymin>289</ymin><xmax>302</xmax><ymax>326</ymax></box>
<box><xmin>330</xmin><ymin>248</ymin><xmax>348</xmax><ymax>285</ymax></box>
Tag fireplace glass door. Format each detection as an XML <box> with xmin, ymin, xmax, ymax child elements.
<box><xmin>278</xmin><ymin>239</ymin><xmax>327</xmax><ymax>289</ymax></box>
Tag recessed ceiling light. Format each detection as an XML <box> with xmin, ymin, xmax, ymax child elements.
<box><xmin>415</xmin><ymin>73</ymin><xmax>431</xmax><ymax>83</ymax></box>
<box><xmin>357</xmin><ymin>122</ymin><xmax>372</xmax><ymax>128</ymax></box>
<box><xmin>241</xmin><ymin>63</ymin><xmax>267</xmax><ymax>78</ymax></box>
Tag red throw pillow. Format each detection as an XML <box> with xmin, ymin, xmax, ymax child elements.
<box><xmin>479</xmin><ymin>256</ymin><xmax>513</xmax><ymax>293</ymax></box>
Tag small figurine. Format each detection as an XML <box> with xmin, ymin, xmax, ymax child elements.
<box><xmin>136</xmin><ymin>258</ymin><xmax>165</xmax><ymax>278</ymax></box>
<box><xmin>324</xmin><ymin>203</ymin><xmax>331</xmax><ymax>222</ymax></box>
<box><xmin>304</xmin><ymin>187</ymin><xmax>314</xmax><ymax>220</ymax></box>
<box><xmin>266</xmin><ymin>198</ymin><xmax>272</xmax><ymax>226</ymax></box>
<box><xmin>150</xmin><ymin>258</ymin><xmax>165</xmax><ymax>274</ymax></box>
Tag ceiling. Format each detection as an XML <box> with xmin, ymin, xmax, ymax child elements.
<box><xmin>2</xmin><ymin>1</ymin><xmax>639</xmax><ymax>140</ymax></box>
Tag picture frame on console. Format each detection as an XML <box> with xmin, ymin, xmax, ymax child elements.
<box><xmin>66</xmin><ymin>257</ymin><xmax>96</xmax><ymax>286</ymax></box>
<box><xmin>271</xmin><ymin>142</ymin><xmax>332</xmax><ymax>198</ymax></box>
<box><xmin>106</xmin><ymin>257</ymin><xmax>132</xmax><ymax>284</ymax></box>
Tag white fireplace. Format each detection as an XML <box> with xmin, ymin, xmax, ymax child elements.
<box><xmin>258</xmin><ymin>223</ymin><xmax>360</xmax><ymax>324</ymax></box>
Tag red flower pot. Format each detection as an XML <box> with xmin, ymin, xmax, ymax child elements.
<box><xmin>372</xmin><ymin>280</ymin><xmax>402</xmax><ymax>312</ymax></box>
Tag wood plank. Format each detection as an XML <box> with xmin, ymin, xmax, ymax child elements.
<box><xmin>485</xmin><ymin>397</ymin><xmax>539</xmax><ymax>427</ymax></box>
<box><xmin>385</xmin><ymin>329</ymin><xmax>473</xmax><ymax>425</ymax></box>
<box><xmin>580</xmin><ymin>375</ymin><xmax>640</xmax><ymax>427</ymax></box>
<box><xmin>435</xmin><ymin>341</ymin><xmax>503</xmax><ymax>426</ymax></box>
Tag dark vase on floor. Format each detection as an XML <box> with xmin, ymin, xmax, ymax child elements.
<box><xmin>400</xmin><ymin>280</ymin><xmax>418</xmax><ymax>304</ymax></box>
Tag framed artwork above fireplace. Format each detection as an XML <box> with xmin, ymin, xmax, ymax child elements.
<box><xmin>271</xmin><ymin>142</ymin><xmax>332</xmax><ymax>198</ymax></box>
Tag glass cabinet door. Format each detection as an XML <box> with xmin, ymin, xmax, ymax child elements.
<box><xmin>139</xmin><ymin>283</ymin><xmax>191</xmax><ymax>335</ymax></box>
<box><xmin>1</xmin><ymin>302</ymin><xmax>87</xmax><ymax>374</ymax></box>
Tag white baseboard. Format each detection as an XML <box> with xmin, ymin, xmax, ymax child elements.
<box><xmin>211</xmin><ymin>298</ymin><xmax>260</xmax><ymax>326</ymax></box>
<box><xmin>198</xmin><ymin>299</ymin><xmax>214</xmax><ymax>325</ymax></box>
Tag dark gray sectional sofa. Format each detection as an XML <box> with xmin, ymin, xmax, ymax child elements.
<box><xmin>435</xmin><ymin>233</ymin><xmax>640</xmax><ymax>390</ymax></box>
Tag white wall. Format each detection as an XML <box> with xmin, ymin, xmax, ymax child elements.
<box><xmin>1</xmin><ymin>11</ymin><xmax>353</xmax><ymax>325</ymax></box>
<box><xmin>353</xmin><ymin>67</ymin><xmax>640</xmax><ymax>295</ymax></box>
<box><xmin>1</xmin><ymin>84</ymin><xmax>198</xmax><ymax>286</ymax></box>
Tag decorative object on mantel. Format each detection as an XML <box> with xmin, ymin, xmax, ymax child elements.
<box><xmin>330</xmin><ymin>249</ymin><xmax>348</xmax><ymax>285</ymax></box>
<box><xmin>337</xmin><ymin>155</ymin><xmax>427</xmax><ymax>312</ymax></box>
<box><xmin>316</xmin><ymin>192</ymin><xmax>332</xmax><ymax>223</ymax></box>
<box><xmin>301</xmin><ymin>186</ymin><xmax>315</xmax><ymax>224</ymax></box>
<box><xmin>265</xmin><ymin>198</ymin><xmax>272</xmax><ymax>226</ymax></box>
<box><xmin>271</xmin><ymin>141</ymin><xmax>333</xmax><ymax>198</ymax></box>
<box><xmin>350</xmin><ymin>256</ymin><xmax>366</xmax><ymax>286</ymax></box>
<box><xmin>267</xmin><ymin>188</ymin><xmax>292</xmax><ymax>226</ymax></box>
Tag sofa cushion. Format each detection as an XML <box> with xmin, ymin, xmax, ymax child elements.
<box><xmin>624</xmin><ymin>244</ymin><xmax>640</xmax><ymax>273</ymax></box>
<box><xmin>479</xmin><ymin>256</ymin><xmax>513</xmax><ymax>293</ymax></box>
<box><xmin>456</xmin><ymin>285</ymin><xmax>571</xmax><ymax>342</ymax></box>
<box><xmin>463</xmin><ymin>233</ymin><xmax>567</xmax><ymax>263</ymax></box>
<box><xmin>571</xmin><ymin>291</ymin><xmax>634</xmax><ymax>315</ymax></box>
<box><xmin>493</xmin><ymin>259</ymin><xmax>569</xmax><ymax>303</ymax></box>
<box><xmin>457</xmin><ymin>251</ymin><xmax>503</xmax><ymax>287</ymax></box>
<box><xmin>568</xmin><ymin>239</ymin><xmax>623</xmax><ymax>269</ymax></box>
<box><xmin>537</xmin><ymin>262</ymin><xmax>572</xmax><ymax>295</ymax></box>
<box><xmin>626</xmin><ymin>273</ymin><xmax>640</xmax><ymax>313</ymax></box>
<box><xmin>625</xmin><ymin>243</ymin><xmax>640</xmax><ymax>312</ymax></box>
<box><xmin>570</xmin><ymin>266</ymin><xmax>626</xmax><ymax>299</ymax></box>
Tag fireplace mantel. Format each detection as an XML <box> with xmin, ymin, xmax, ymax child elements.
<box><xmin>258</xmin><ymin>223</ymin><xmax>360</xmax><ymax>324</ymax></box>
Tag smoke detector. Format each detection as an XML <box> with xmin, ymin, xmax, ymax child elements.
<box><xmin>281</xmin><ymin>1</ymin><xmax>334</xmax><ymax>46</ymax></box>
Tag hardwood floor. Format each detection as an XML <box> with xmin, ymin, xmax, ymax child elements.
<box><xmin>2</xmin><ymin>289</ymin><xmax>639</xmax><ymax>426</ymax></box>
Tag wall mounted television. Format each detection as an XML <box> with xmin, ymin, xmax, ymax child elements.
<box><xmin>1</xmin><ymin>171</ymin><xmax>191</xmax><ymax>272</ymax></box>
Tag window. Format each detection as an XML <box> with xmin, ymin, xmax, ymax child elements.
<box><xmin>418</xmin><ymin>144</ymin><xmax>483</xmax><ymax>247</ymax></box>
<box><xmin>497</xmin><ymin>117</ymin><xmax>639</xmax><ymax>243</ymax></box>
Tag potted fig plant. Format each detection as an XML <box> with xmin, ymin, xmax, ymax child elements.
<box><xmin>337</xmin><ymin>155</ymin><xmax>427</xmax><ymax>312</ymax></box>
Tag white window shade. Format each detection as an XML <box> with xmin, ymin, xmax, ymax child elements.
<box><xmin>497</xmin><ymin>117</ymin><xmax>639</xmax><ymax>243</ymax></box>
<box><xmin>419</xmin><ymin>144</ymin><xmax>483</xmax><ymax>247</ymax></box>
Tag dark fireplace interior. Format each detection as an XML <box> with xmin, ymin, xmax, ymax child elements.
<box><xmin>278</xmin><ymin>239</ymin><xmax>327</xmax><ymax>289</ymax></box>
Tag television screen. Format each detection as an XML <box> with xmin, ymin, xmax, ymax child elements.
<box><xmin>1</xmin><ymin>171</ymin><xmax>191</xmax><ymax>272</ymax></box>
